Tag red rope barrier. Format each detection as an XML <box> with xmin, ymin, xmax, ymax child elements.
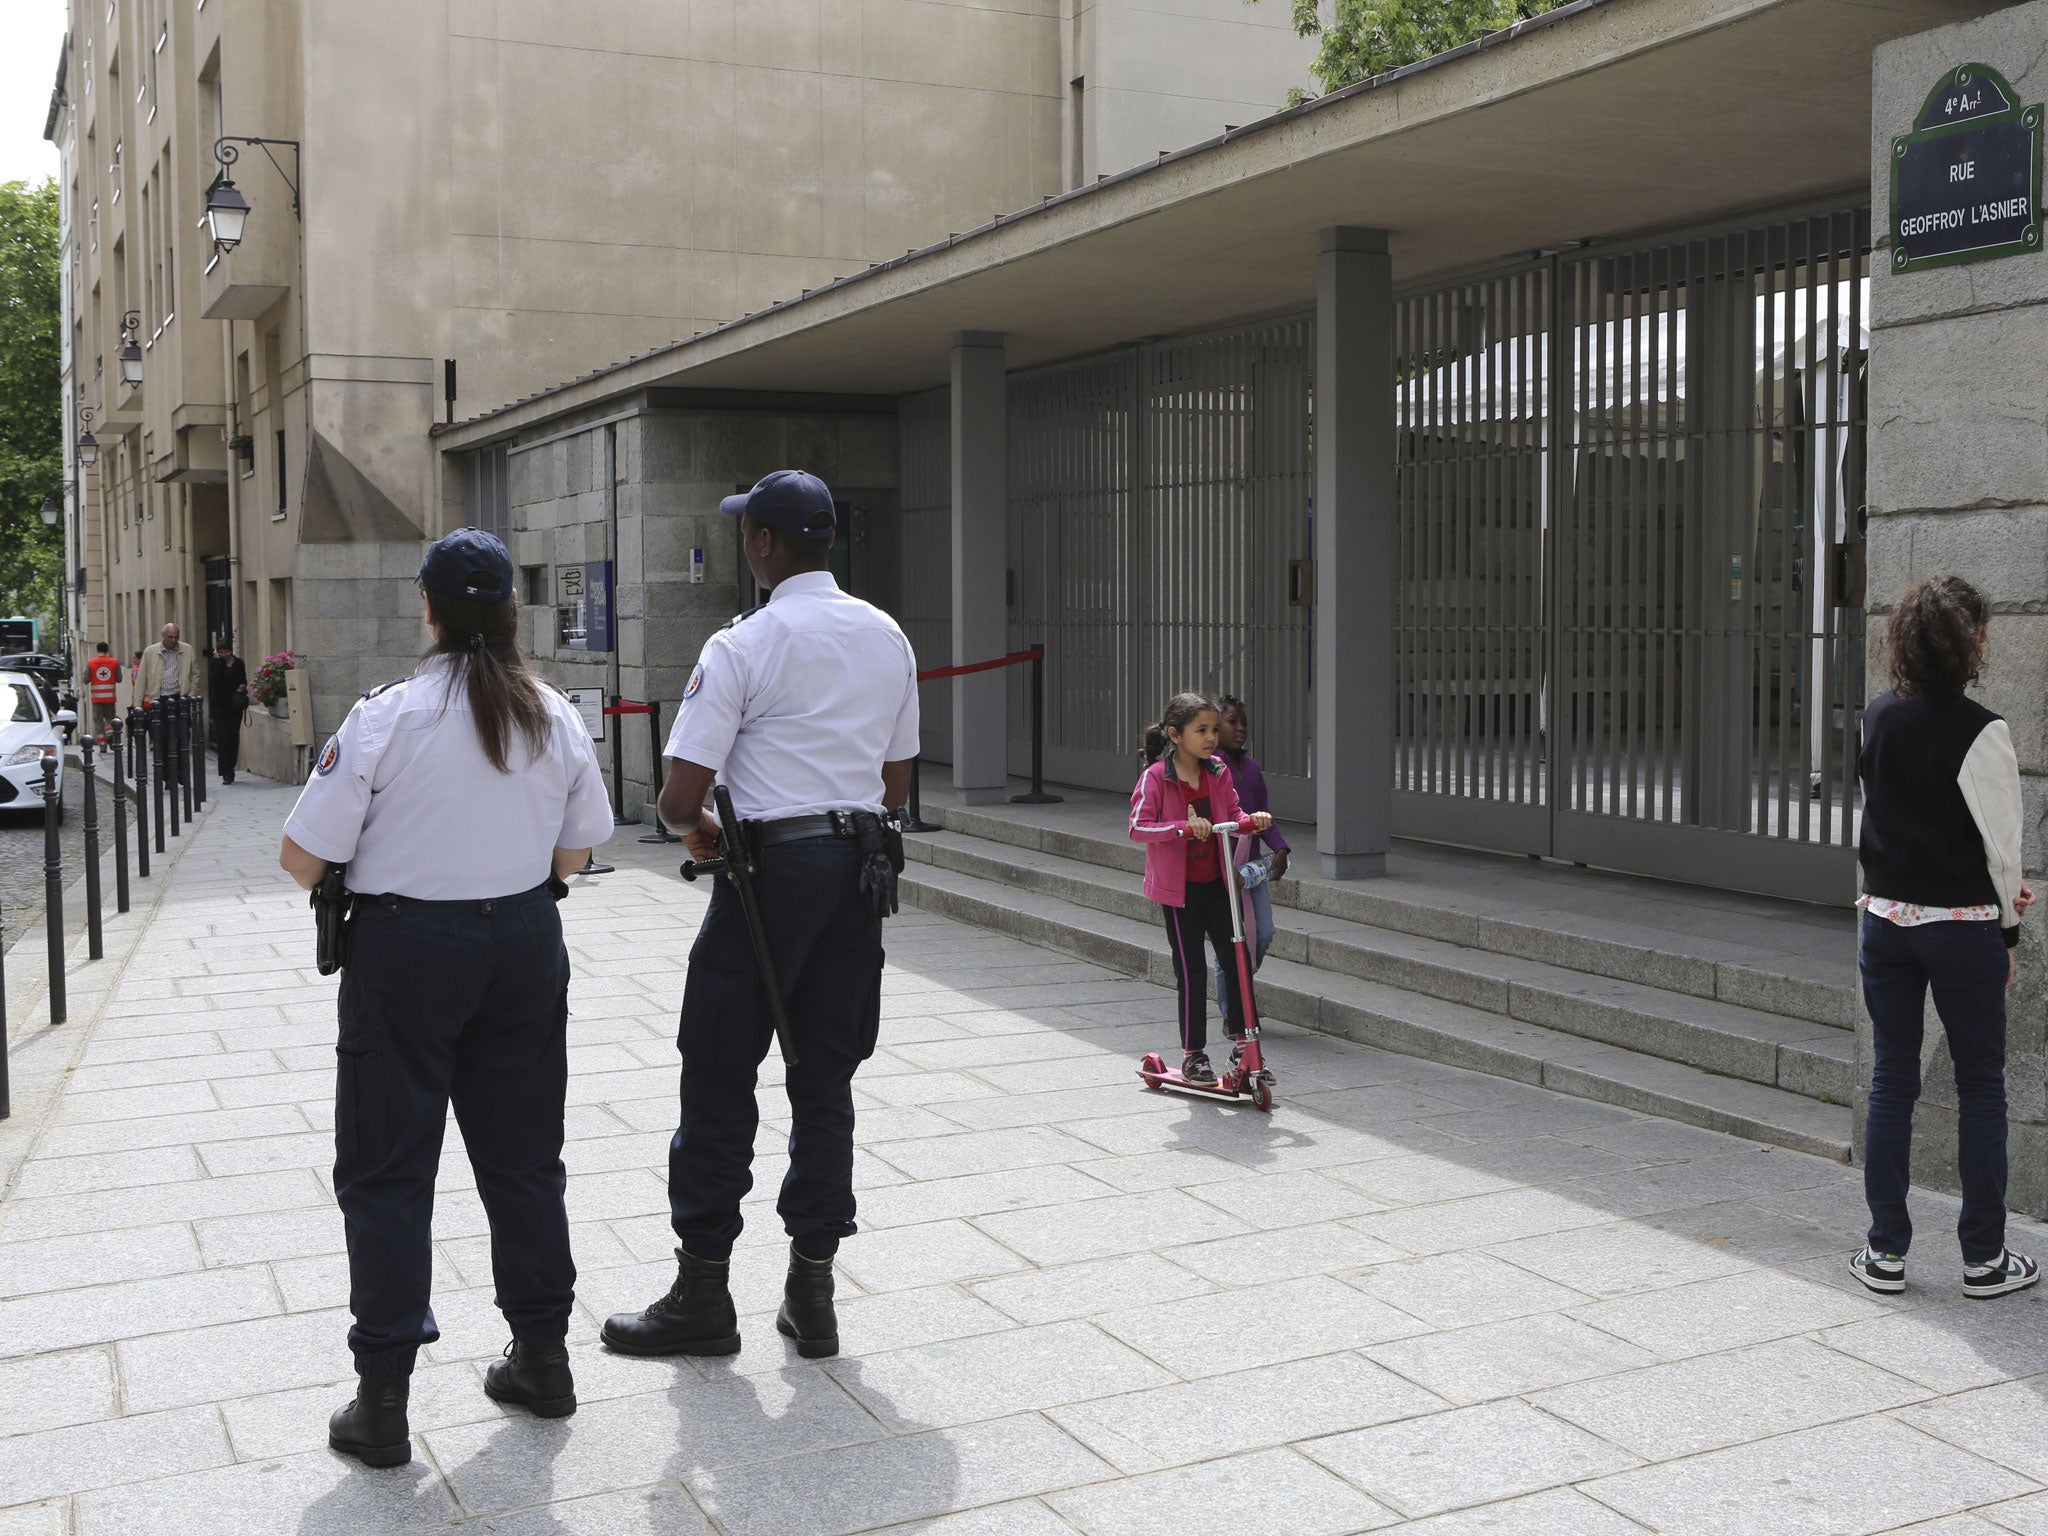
<box><xmin>603</xmin><ymin>701</ymin><xmax>656</xmax><ymax>716</ymax></box>
<box><xmin>917</xmin><ymin>645</ymin><xmax>1043</xmax><ymax>683</ymax></box>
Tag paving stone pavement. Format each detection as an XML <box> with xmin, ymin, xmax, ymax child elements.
<box><xmin>9</xmin><ymin>780</ymin><xmax>2048</xmax><ymax>1533</ymax></box>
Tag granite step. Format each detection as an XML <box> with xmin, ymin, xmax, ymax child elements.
<box><xmin>918</xmin><ymin>799</ymin><xmax>1854</xmax><ymax>1032</ymax></box>
<box><xmin>906</xmin><ymin>832</ymin><xmax>1854</xmax><ymax>1107</ymax></box>
<box><xmin>901</xmin><ymin>859</ymin><xmax>1851</xmax><ymax>1163</ymax></box>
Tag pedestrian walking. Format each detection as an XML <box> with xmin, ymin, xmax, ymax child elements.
<box><xmin>603</xmin><ymin>469</ymin><xmax>918</xmax><ymax>1363</ymax></box>
<box><xmin>85</xmin><ymin>642</ymin><xmax>120</xmax><ymax>736</ymax></box>
<box><xmin>208</xmin><ymin>639</ymin><xmax>248</xmax><ymax>784</ymax></box>
<box><xmin>138</xmin><ymin>621</ymin><xmax>196</xmax><ymax>706</ymax></box>
<box><xmin>1129</xmin><ymin>692</ymin><xmax>1272</xmax><ymax>1085</ymax></box>
<box><xmin>277</xmin><ymin>527</ymin><xmax>616</xmax><ymax>1467</ymax></box>
<box><xmin>1853</xmin><ymin>574</ymin><xmax>2038</xmax><ymax>1298</ymax></box>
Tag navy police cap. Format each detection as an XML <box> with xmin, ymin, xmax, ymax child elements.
<box><xmin>418</xmin><ymin>527</ymin><xmax>515</xmax><ymax>604</ymax></box>
<box><xmin>720</xmin><ymin>470</ymin><xmax>836</xmax><ymax>540</ymax></box>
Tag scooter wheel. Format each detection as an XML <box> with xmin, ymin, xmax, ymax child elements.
<box><xmin>1251</xmin><ymin>1080</ymin><xmax>1273</xmax><ymax>1112</ymax></box>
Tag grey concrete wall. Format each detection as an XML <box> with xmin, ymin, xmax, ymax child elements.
<box><xmin>292</xmin><ymin>542</ymin><xmax>432</xmax><ymax>749</ymax></box>
<box><xmin>512</xmin><ymin>406</ymin><xmax>897</xmax><ymax>821</ymax></box>
<box><xmin>1860</xmin><ymin>0</ymin><xmax>2048</xmax><ymax>1214</ymax></box>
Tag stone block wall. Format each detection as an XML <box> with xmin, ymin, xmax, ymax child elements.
<box><xmin>1860</xmin><ymin>0</ymin><xmax>2048</xmax><ymax>1212</ymax></box>
<box><xmin>509</xmin><ymin>402</ymin><xmax>897</xmax><ymax>822</ymax></box>
<box><xmin>292</xmin><ymin>540</ymin><xmax>434</xmax><ymax>759</ymax></box>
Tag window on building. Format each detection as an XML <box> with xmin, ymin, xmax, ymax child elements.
<box><xmin>521</xmin><ymin>565</ymin><xmax>547</xmax><ymax>607</ymax></box>
<box><xmin>275</xmin><ymin>429</ymin><xmax>288</xmax><ymax>516</ymax></box>
<box><xmin>466</xmin><ymin>444</ymin><xmax>510</xmax><ymax>540</ymax></box>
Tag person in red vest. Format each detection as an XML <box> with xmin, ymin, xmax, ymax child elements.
<box><xmin>85</xmin><ymin>643</ymin><xmax>120</xmax><ymax>736</ymax></box>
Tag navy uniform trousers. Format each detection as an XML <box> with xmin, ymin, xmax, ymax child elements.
<box><xmin>334</xmin><ymin>885</ymin><xmax>574</xmax><ymax>1379</ymax></box>
<box><xmin>670</xmin><ymin>836</ymin><xmax>884</xmax><ymax>1260</ymax></box>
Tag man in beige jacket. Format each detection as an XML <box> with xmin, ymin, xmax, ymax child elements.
<box><xmin>139</xmin><ymin>622</ymin><xmax>200</xmax><ymax>704</ymax></box>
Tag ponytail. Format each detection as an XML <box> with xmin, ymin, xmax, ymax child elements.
<box><xmin>1141</xmin><ymin>691</ymin><xmax>1218</xmax><ymax>762</ymax></box>
<box><xmin>422</xmin><ymin>589</ymin><xmax>552</xmax><ymax>772</ymax></box>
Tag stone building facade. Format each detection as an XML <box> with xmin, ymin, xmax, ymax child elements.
<box><xmin>47</xmin><ymin>0</ymin><xmax>1314</xmax><ymax>776</ymax></box>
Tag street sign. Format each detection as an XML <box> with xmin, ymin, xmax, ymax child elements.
<box><xmin>1891</xmin><ymin>63</ymin><xmax>2042</xmax><ymax>274</ymax></box>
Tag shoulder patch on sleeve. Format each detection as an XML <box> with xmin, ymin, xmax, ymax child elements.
<box><xmin>314</xmin><ymin>736</ymin><xmax>343</xmax><ymax>776</ymax></box>
<box><xmin>683</xmin><ymin>663</ymin><xmax>706</xmax><ymax>700</ymax></box>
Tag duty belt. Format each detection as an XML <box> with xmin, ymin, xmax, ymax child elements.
<box><xmin>754</xmin><ymin>812</ymin><xmax>866</xmax><ymax>849</ymax></box>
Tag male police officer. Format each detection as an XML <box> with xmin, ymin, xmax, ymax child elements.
<box><xmin>604</xmin><ymin>470</ymin><xmax>918</xmax><ymax>1361</ymax></box>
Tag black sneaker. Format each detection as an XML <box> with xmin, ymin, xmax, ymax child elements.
<box><xmin>1849</xmin><ymin>1246</ymin><xmax>1905</xmax><ymax>1294</ymax></box>
<box><xmin>1182</xmin><ymin>1051</ymin><xmax>1215</xmax><ymax>1085</ymax></box>
<box><xmin>1964</xmin><ymin>1248</ymin><xmax>2040</xmax><ymax>1298</ymax></box>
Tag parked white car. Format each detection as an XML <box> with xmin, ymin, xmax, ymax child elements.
<box><xmin>0</xmin><ymin>670</ymin><xmax>74</xmax><ymax>815</ymax></box>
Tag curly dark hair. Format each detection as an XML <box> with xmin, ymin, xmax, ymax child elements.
<box><xmin>1887</xmin><ymin>575</ymin><xmax>1990</xmax><ymax>696</ymax></box>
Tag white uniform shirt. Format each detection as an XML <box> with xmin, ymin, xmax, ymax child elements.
<box><xmin>284</xmin><ymin>657</ymin><xmax>617</xmax><ymax>900</ymax></box>
<box><xmin>666</xmin><ymin>571</ymin><xmax>919</xmax><ymax>822</ymax></box>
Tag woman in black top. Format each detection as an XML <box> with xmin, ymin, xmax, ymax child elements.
<box><xmin>1853</xmin><ymin>576</ymin><xmax>2036</xmax><ymax>1297</ymax></box>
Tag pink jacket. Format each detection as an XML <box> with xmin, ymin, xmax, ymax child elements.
<box><xmin>1129</xmin><ymin>755</ymin><xmax>1246</xmax><ymax>908</ymax></box>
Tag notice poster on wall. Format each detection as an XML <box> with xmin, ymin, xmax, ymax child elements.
<box><xmin>563</xmin><ymin>687</ymin><xmax>605</xmax><ymax>742</ymax></box>
<box><xmin>555</xmin><ymin>561</ymin><xmax>615</xmax><ymax>652</ymax></box>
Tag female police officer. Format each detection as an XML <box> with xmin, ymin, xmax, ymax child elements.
<box><xmin>279</xmin><ymin>527</ymin><xmax>615</xmax><ymax>1468</ymax></box>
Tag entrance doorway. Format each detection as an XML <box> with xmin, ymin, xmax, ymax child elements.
<box><xmin>1393</xmin><ymin>203</ymin><xmax>1870</xmax><ymax>903</ymax></box>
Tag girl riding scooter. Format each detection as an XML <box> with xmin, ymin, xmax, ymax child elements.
<box><xmin>1128</xmin><ymin>692</ymin><xmax>1273</xmax><ymax>1085</ymax></box>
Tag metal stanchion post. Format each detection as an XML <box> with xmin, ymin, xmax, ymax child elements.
<box><xmin>180</xmin><ymin>697</ymin><xmax>195</xmax><ymax>823</ymax></box>
<box><xmin>638</xmin><ymin>702</ymin><xmax>680</xmax><ymax>844</ymax></box>
<box><xmin>608</xmin><ymin>695</ymin><xmax>631</xmax><ymax>826</ymax></box>
<box><xmin>902</xmin><ymin>756</ymin><xmax>937</xmax><ymax>833</ymax></box>
<box><xmin>1009</xmin><ymin>643</ymin><xmax>1063</xmax><ymax>806</ymax></box>
<box><xmin>164</xmin><ymin>702</ymin><xmax>181</xmax><ymax>839</ymax></box>
<box><xmin>193</xmin><ymin>693</ymin><xmax>207</xmax><ymax>808</ymax></box>
<box><xmin>42</xmin><ymin>756</ymin><xmax>65</xmax><ymax>1026</ymax></box>
<box><xmin>110</xmin><ymin>721</ymin><xmax>131</xmax><ymax>913</ymax></box>
<box><xmin>81</xmin><ymin>735</ymin><xmax>102</xmax><ymax>961</ymax></box>
<box><xmin>134</xmin><ymin>711</ymin><xmax>153</xmax><ymax>876</ymax></box>
<box><xmin>154</xmin><ymin>703</ymin><xmax>171</xmax><ymax>848</ymax></box>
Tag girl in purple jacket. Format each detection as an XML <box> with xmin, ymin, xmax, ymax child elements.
<box><xmin>1129</xmin><ymin>692</ymin><xmax>1273</xmax><ymax>1084</ymax></box>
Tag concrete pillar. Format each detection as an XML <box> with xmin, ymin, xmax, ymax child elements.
<box><xmin>1314</xmin><ymin>227</ymin><xmax>1395</xmax><ymax>878</ymax></box>
<box><xmin>950</xmin><ymin>331</ymin><xmax>1009</xmax><ymax>803</ymax></box>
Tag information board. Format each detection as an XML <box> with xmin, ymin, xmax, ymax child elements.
<box><xmin>563</xmin><ymin>687</ymin><xmax>605</xmax><ymax>742</ymax></box>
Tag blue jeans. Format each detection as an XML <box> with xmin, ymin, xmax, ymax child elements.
<box><xmin>1215</xmin><ymin>881</ymin><xmax>1274</xmax><ymax>1034</ymax></box>
<box><xmin>1859</xmin><ymin>911</ymin><xmax>2010</xmax><ymax>1264</ymax></box>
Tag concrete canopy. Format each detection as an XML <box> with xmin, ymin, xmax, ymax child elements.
<box><xmin>439</xmin><ymin>0</ymin><xmax>1999</xmax><ymax>449</ymax></box>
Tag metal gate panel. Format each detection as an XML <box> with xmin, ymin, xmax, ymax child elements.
<box><xmin>897</xmin><ymin>387</ymin><xmax>952</xmax><ymax>761</ymax></box>
<box><xmin>1004</xmin><ymin>319</ymin><xmax>1314</xmax><ymax>807</ymax></box>
<box><xmin>1393</xmin><ymin>204</ymin><xmax>1867</xmax><ymax>903</ymax></box>
<box><xmin>1137</xmin><ymin>317</ymin><xmax>1314</xmax><ymax>799</ymax></box>
<box><xmin>1553</xmin><ymin>207</ymin><xmax>1867</xmax><ymax>902</ymax></box>
<box><xmin>1392</xmin><ymin>262</ymin><xmax>1552</xmax><ymax>854</ymax></box>
<box><xmin>1007</xmin><ymin>354</ymin><xmax>1139</xmax><ymax>784</ymax></box>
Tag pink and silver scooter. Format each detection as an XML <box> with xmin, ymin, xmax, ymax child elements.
<box><xmin>1137</xmin><ymin>818</ymin><xmax>1275</xmax><ymax>1111</ymax></box>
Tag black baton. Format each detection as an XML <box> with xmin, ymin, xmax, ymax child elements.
<box><xmin>680</xmin><ymin>783</ymin><xmax>797</xmax><ymax>1066</ymax></box>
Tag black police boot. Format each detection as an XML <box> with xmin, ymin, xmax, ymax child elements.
<box><xmin>776</xmin><ymin>1244</ymin><xmax>840</xmax><ymax>1359</ymax></box>
<box><xmin>600</xmin><ymin>1247</ymin><xmax>741</xmax><ymax>1357</ymax></box>
<box><xmin>483</xmin><ymin>1338</ymin><xmax>577</xmax><ymax>1418</ymax></box>
<box><xmin>328</xmin><ymin>1376</ymin><xmax>411</xmax><ymax>1468</ymax></box>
